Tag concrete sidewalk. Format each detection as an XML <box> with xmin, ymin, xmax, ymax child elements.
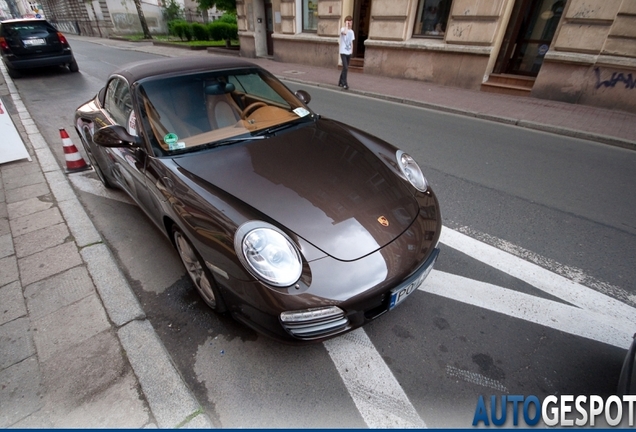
<box><xmin>0</xmin><ymin>35</ymin><xmax>634</xmax><ymax>428</ymax></box>
<box><xmin>0</xmin><ymin>59</ymin><xmax>211</xmax><ymax>427</ymax></box>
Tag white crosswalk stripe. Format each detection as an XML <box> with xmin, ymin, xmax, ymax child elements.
<box><xmin>324</xmin><ymin>328</ymin><xmax>426</xmax><ymax>428</ymax></box>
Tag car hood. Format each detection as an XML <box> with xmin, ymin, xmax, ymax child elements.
<box><xmin>173</xmin><ymin>119</ymin><xmax>419</xmax><ymax>261</ymax></box>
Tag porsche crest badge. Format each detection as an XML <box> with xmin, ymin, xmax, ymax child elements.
<box><xmin>378</xmin><ymin>216</ymin><xmax>389</xmax><ymax>227</ymax></box>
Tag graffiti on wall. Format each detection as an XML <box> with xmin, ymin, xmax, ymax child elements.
<box><xmin>111</xmin><ymin>12</ymin><xmax>159</xmax><ymax>32</ymax></box>
<box><xmin>594</xmin><ymin>67</ymin><xmax>636</xmax><ymax>90</ymax></box>
<box><xmin>112</xmin><ymin>12</ymin><xmax>137</xmax><ymax>29</ymax></box>
<box><xmin>52</xmin><ymin>22</ymin><xmax>79</xmax><ymax>34</ymax></box>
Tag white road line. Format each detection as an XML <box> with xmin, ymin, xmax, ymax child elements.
<box><xmin>439</xmin><ymin>227</ymin><xmax>636</xmax><ymax>328</ymax></box>
<box><xmin>422</xmin><ymin>269</ymin><xmax>634</xmax><ymax>349</ymax></box>
<box><xmin>453</xmin><ymin>225</ymin><xmax>636</xmax><ymax>307</ymax></box>
<box><xmin>323</xmin><ymin>328</ymin><xmax>426</xmax><ymax>428</ymax></box>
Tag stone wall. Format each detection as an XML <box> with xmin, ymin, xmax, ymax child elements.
<box><xmin>106</xmin><ymin>0</ymin><xmax>165</xmax><ymax>34</ymax></box>
<box><xmin>532</xmin><ymin>0</ymin><xmax>636</xmax><ymax>112</ymax></box>
<box><xmin>273</xmin><ymin>34</ymin><xmax>339</xmax><ymax>66</ymax></box>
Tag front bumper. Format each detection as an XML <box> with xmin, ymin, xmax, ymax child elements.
<box><xmin>279</xmin><ymin>247</ymin><xmax>440</xmax><ymax>341</ymax></box>
<box><xmin>227</xmin><ymin>246</ymin><xmax>441</xmax><ymax>344</ymax></box>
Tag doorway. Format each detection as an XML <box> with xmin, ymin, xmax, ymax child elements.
<box><xmin>494</xmin><ymin>0</ymin><xmax>565</xmax><ymax>77</ymax></box>
<box><xmin>353</xmin><ymin>0</ymin><xmax>371</xmax><ymax>58</ymax></box>
<box><xmin>265</xmin><ymin>0</ymin><xmax>273</xmax><ymax>56</ymax></box>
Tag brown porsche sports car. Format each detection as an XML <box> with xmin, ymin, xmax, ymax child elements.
<box><xmin>75</xmin><ymin>56</ymin><xmax>441</xmax><ymax>343</ymax></box>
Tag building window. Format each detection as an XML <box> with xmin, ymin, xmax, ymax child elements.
<box><xmin>414</xmin><ymin>0</ymin><xmax>451</xmax><ymax>38</ymax></box>
<box><xmin>303</xmin><ymin>0</ymin><xmax>318</xmax><ymax>32</ymax></box>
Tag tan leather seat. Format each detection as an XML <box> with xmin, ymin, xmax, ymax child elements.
<box><xmin>204</xmin><ymin>80</ymin><xmax>241</xmax><ymax>129</ymax></box>
<box><xmin>207</xmin><ymin>94</ymin><xmax>240</xmax><ymax>129</ymax></box>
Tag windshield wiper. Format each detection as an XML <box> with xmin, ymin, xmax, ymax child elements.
<box><xmin>171</xmin><ymin>135</ymin><xmax>265</xmax><ymax>156</ymax></box>
<box><xmin>199</xmin><ymin>135</ymin><xmax>266</xmax><ymax>150</ymax></box>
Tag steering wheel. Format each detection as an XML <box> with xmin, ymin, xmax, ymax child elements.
<box><xmin>242</xmin><ymin>101</ymin><xmax>268</xmax><ymax>118</ymax></box>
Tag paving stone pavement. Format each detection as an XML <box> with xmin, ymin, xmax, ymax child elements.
<box><xmin>0</xmin><ymin>34</ymin><xmax>634</xmax><ymax>428</ymax></box>
<box><xmin>0</xmin><ymin>56</ymin><xmax>211</xmax><ymax>428</ymax></box>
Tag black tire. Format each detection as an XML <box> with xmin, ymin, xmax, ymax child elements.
<box><xmin>7</xmin><ymin>66</ymin><xmax>20</xmax><ymax>79</ymax></box>
<box><xmin>172</xmin><ymin>226</ymin><xmax>226</xmax><ymax>313</ymax></box>
<box><xmin>69</xmin><ymin>59</ymin><xmax>79</xmax><ymax>73</ymax></box>
<box><xmin>79</xmin><ymin>132</ymin><xmax>114</xmax><ymax>189</ymax></box>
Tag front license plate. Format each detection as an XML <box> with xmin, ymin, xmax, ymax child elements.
<box><xmin>23</xmin><ymin>38</ymin><xmax>46</xmax><ymax>46</ymax></box>
<box><xmin>388</xmin><ymin>248</ymin><xmax>439</xmax><ymax>311</ymax></box>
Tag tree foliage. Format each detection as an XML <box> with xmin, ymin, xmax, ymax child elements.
<box><xmin>218</xmin><ymin>13</ymin><xmax>237</xmax><ymax>24</ymax></box>
<box><xmin>162</xmin><ymin>0</ymin><xmax>183</xmax><ymax>22</ymax></box>
<box><xmin>196</xmin><ymin>0</ymin><xmax>237</xmax><ymax>14</ymax></box>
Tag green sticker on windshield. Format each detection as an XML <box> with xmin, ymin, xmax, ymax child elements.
<box><xmin>164</xmin><ymin>133</ymin><xmax>178</xmax><ymax>145</ymax></box>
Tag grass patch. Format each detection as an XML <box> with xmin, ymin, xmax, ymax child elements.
<box><xmin>114</xmin><ymin>33</ymin><xmax>238</xmax><ymax>47</ymax></box>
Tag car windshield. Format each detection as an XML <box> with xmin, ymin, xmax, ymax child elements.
<box><xmin>136</xmin><ymin>67</ymin><xmax>314</xmax><ymax>154</ymax></box>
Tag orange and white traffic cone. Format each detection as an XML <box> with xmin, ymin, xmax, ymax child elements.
<box><xmin>60</xmin><ymin>128</ymin><xmax>90</xmax><ymax>173</ymax></box>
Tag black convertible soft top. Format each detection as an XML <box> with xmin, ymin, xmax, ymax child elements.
<box><xmin>112</xmin><ymin>56</ymin><xmax>259</xmax><ymax>83</ymax></box>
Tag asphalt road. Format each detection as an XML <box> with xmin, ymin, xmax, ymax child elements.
<box><xmin>11</xmin><ymin>39</ymin><xmax>636</xmax><ymax>428</ymax></box>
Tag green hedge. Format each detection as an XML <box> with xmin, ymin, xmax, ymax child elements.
<box><xmin>167</xmin><ymin>18</ymin><xmax>237</xmax><ymax>42</ymax></box>
<box><xmin>191</xmin><ymin>22</ymin><xmax>209</xmax><ymax>41</ymax></box>
<box><xmin>207</xmin><ymin>21</ymin><xmax>238</xmax><ymax>41</ymax></box>
<box><xmin>169</xmin><ymin>20</ymin><xmax>192</xmax><ymax>41</ymax></box>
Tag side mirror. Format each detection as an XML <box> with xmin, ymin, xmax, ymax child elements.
<box><xmin>93</xmin><ymin>124</ymin><xmax>142</xmax><ymax>148</ymax></box>
<box><xmin>295</xmin><ymin>90</ymin><xmax>311</xmax><ymax>105</ymax></box>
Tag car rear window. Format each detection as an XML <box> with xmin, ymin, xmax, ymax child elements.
<box><xmin>3</xmin><ymin>22</ymin><xmax>55</xmax><ymax>38</ymax></box>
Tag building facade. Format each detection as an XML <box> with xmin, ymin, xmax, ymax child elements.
<box><xmin>182</xmin><ymin>0</ymin><xmax>223</xmax><ymax>23</ymax></box>
<box><xmin>236</xmin><ymin>0</ymin><xmax>636</xmax><ymax>113</ymax></box>
<box><xmin>35</xmin><ymin>0</ymin><xmax>166</xmax><ymax>37</ymax></box>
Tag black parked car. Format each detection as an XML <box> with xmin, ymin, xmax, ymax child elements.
<box><xmin>0</xmin><ymin>18</ymin><xmax>78</xmax><ymax>78</ymax></box>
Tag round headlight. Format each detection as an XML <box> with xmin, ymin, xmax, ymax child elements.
<box><xmin>396</xmin><ymin>150</ymin><xmax>428</xmax><ymax>192</ymax></box>
<box><xmin>234</xmin><ymin>222</ymin><xmax>302</xmax><ymax>287</ymax></box>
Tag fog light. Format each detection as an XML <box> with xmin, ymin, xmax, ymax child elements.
<box><xmin>280</xmin><ymin>306</ymin><xmax>344</xmax><ymax>323</ymax></box>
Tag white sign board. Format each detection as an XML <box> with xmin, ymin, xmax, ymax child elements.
<box><xmin>0</xmin><ymin>97</ymin><xmax>31</xmax><ymax>164</ymax></box>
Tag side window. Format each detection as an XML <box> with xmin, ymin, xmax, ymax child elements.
<box><xmin>104</xmin><ymin>78</ymin><xmax>134</xmax><ymax>129</ymax></box>
<box><xmin>302</xmin><ymin>0</ymin><xmax>318</xmax><ymax>32</ymax></box>
<box><xmin>413</xmin><ymin>0</ymin><xmax>451</xmax><ymax>38</ymax></box>
<box><xmin>229</xmin><ymin>73</ymin><xmax>288</xmax><ymax>106</ymax></box>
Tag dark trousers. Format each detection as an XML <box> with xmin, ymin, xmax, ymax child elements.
<box><xmin>339</xmin><ymin>54</ymin><xmax>351</xmax><ymax>86</ymax></box>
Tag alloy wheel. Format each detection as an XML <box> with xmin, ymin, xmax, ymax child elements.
<box><xmin>174</xmin><ymin>229</ymin><xmax>218</xmax><ymax>309</ymax></box>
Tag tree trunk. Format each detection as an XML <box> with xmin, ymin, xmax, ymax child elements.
<box><xmin>133</xmin><ymin>0</ymin><xmax>152</xmax><ymax>39</ymax></box>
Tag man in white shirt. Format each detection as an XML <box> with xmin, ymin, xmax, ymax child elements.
<box><xmin>338</xmin><ymin>15</ymin><xmax>355</xmax><ymax>90</ymax></box>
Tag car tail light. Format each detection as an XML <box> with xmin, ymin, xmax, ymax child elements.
<box><xmin>57</xmin><ymin>32</ymin><xmax>69</xmax><ymax>46</ymax></box>
<box><xmin>0</xmin><ymin>37</ymin><xmax>10</xmax><ymax>52</ymax></box>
